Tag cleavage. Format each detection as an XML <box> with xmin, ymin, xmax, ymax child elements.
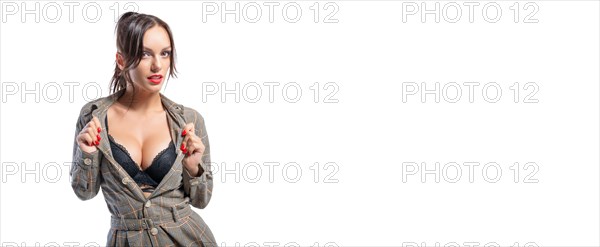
<box><xmin>105</xmin><ymin>112</ymin><xmax>172</xmax><ymax>171</ymax></box>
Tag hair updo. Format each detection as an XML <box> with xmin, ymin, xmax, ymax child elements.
<box><xmin>109</xmin><ymin>12</ymin><xmax>178</xmax><ymax>96</ymax></box>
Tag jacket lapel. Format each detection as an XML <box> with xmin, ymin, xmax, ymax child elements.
<box><xmin>86</xmin><ymin>89</ymin><xmax>189</xmax><ymax>200</ymax></box>
<box><xmin>150</xmin><ymin>93</ymin><xmax>189</xmax><ymax>196</ymax></box>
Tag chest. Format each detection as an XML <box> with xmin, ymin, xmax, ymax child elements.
<box><xmin>105</xmin><ymin>109</ymin><xmax>174</xmax><ymax>170</ymax></box>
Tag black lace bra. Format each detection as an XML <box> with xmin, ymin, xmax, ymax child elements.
<box><xmin>105</xmin><ymin>115</ymin><xmax>177</xmax><ymax>193</ymax></box>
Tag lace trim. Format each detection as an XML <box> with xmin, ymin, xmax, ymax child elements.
<box><xmin>107</xmin><ymin>133</ymin><xmax>172</xmax><ymax>172</ymax></box>
<box><xmin>107</xmin><ymin>134</ymin><xmax>137</xmax><ymax>165</ymax></box>
<box><xmin>148</xmin><ymin>141</ymin><xmax>174</xmax><ymax>171</ymax></box>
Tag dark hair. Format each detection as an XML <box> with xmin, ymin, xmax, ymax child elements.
<box><xmin>109</xmin><ymin>12</ymin><xmax>178</xmax><ymax>97</ymax></box>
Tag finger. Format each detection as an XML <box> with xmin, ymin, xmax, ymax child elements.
<box><xmin>88</xmin><ymin>119</ymin><xmax>101</xmax><ymax>144</ymax></box>
<box><xmin>86</xmin><ymin>126</ymin><xmax>99</xmax><ymax>146</ymax></box>
<box><xmin>92</xmin><ymin>116</ymin><xmax>102</xmax><ymax>133</ymax></box>
<box><xmin>186</xmin><ymin>136</ymin><xmax>205</xmax><ymax>156</ymax></box>
<box><xmin>80</xmin><ymin>127</ymin><xmax>95</xmax><ymax>146</ymax></box>
<box><xmin>87</xmin><ymin>118</ymin><xmax>98</xmax><ymax>137</ymax></box>
<box><xmin>182</xmin><ymin>139</ymin><xmax>195</xmax><ymax>155</ymax></box>
<box><xmin>180</xmin><ymin>123</ymin><xmax>196</xmax><ymax>152</ymax></box>
<box><xmin>185</xmin><ymin>140</ymin><xmax>195</xmax><ymax>156</ymax></box>
<box><xmin>181</xmin><ymin>123</ymin><xmax>195</xmax><ymax>137</ymax></box>
<box><xmin>189</xmin><ymin>124</ymin><xmax>195</xmax><ymax>135</ymax></box>
<box><xmin>182</xmin><ymin>135</ymin><xmax>196</xmax><ymax>156</ymax></box>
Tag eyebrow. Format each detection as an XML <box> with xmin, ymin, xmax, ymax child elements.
<box><xmin>143</xmin><ymin>46</ymin><xmax>171</xmax><ymax>51</ymax></box>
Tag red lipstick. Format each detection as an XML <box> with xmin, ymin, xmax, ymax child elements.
<box><xmin>147</xmin><ymin>74</ymin><xmax>163</xmax><ymax>85</ymax></box>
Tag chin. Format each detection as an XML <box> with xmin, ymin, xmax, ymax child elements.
<box><xmin>149</xmin><ymin>86</ymin><xmax>163</xmax><ymax>92</ymax></box>
<box><xmin>138</xmin><ymin>84</ymin><xmax>162</xmax><ymax>94</ymax></box>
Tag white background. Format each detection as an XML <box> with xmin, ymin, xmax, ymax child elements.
<box><xmin>0</xmin><ymin>1</ymin><xmax>598</xmax><ymax>246</ymax></box>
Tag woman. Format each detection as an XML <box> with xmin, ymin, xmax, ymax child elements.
<box><xmin>69</xmin><ymin>12</ymin><xmax>217</xmax><ymax>247</ymax></box>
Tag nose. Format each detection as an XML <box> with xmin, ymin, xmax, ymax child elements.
<box><xmin>151</xmin><ymin>55</ymin><xmax>162</xmax><ymax>72</ymax></box>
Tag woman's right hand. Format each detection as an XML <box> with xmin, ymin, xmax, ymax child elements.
<box><xmin>77</xmin><ymin>115</ymin><xmax>102</xmax><ymax>154</ymax></box>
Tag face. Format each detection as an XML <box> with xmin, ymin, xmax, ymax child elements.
<box><xmin>117</xmin><ymin>25</ymin><xmax>172</xmax><ymax>93</ymax></box>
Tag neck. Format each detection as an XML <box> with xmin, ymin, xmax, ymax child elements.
<box><xmin>116</xmin><ymin>86</ymin><xmax>164</xmax><ymax>114</ymax></box>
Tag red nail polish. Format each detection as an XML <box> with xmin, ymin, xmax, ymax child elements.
<box><xmin>97</xmin><ymin>135</ymin><xmax>101</xmax><ymax>140</ymax></box>
<box><xmin>181</xmin><ymin>129</ymin><xmax>187</xmax><ymax>137</ymax></box>
<box><xmin>97</xmin><ymin>127</ymin><xmax>101</xmax><ymax>133</ymax></box>
<box><xmin>95</xmin><ymin>140</ymin><xmax>99</xmax><ymax>146</ymax></box>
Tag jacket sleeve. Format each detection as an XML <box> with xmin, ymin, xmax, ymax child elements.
<box><xmin>69</xmin><ymin>108</ymin><xmax>103</xmax><ymax>201</ymax></box>
<box><xmin>182</xmin><ymin>109</ymin><xmax>213</xmax><ymax>209</ymax></box>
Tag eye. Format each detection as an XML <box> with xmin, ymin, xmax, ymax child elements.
<box><xmin>161</xmin><ymin>51</ymin><xmax>172</xmax><ymax>57</ymax></box>
<box><xmin>142</xmin><ymin>51</ymin><xmax>151</xmax><ymax>57</ymax></box>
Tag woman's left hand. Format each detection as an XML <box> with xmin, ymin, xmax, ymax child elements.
<box><xmin>180</xmin><ymin>123</ymin><xmax>205</xmax><ymax>176</ymax></box>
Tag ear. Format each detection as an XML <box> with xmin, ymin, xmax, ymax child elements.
<box><xmin>116</xmin><ymin>52</ymin><xmax>124</xmax><ymax>70</ymax></box>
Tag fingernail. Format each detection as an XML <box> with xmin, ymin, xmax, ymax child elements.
<box><xmin>181</xmin><ymin>129</ymin><xmax>187</xmax><ymax>137</ymax></box>
<box><xmin>97</xmin><ymin>135</ymin><xmax>101</xmax><ymax>141</ymax></box>
<box><xmin>94</xmin><ymin>140</ymin><xmax>99</xmax><ymax>146</ymax></box>
<box><xmin>97</xmin><ymin>127</ymin><xmax>101</xmax><ymax>133</ymax></box>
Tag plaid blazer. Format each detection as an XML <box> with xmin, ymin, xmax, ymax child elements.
<box><xmin>70</xmin><ymin>88</ymin><xmax>217</xmax><ymax>247</ymax></box>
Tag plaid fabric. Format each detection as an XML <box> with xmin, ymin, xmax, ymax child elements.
<box><xmin>70</xmin><ymin>88</ymin><xmax>217</xmax><ymax>247</ymax></box>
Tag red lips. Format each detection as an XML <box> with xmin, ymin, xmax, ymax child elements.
<box><xmin>147</xmin><ymin>74</ymin><xmax>163</xmax><ymax>84</ymax></box>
